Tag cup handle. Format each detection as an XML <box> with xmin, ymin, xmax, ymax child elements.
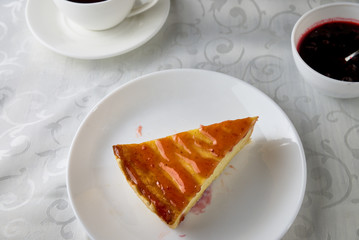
<box><xmin>127</xmin><ymin>0</ymin><xmax>159</xmax><ymax>17</ymax></box>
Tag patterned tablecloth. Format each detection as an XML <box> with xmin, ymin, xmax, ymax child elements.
<box><xmin>1</xmin><ymin>0</ymin><xmax>359</xmax><ymax>239</ymax></box>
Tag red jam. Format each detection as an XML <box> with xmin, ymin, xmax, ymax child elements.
<box><xmin>298</xmin><ymin>20</ymin><xmax>359</xmax><ymax>82</ymax></box>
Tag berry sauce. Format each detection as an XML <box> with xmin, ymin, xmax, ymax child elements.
<box><xmin>298</xmin><ymin>20</ymin><xmax>359</xmax><ymax>82</ymax></box>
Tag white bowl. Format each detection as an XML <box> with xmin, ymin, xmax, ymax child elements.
<box><xmin>291</xmin><ymin>3</ymin><xmax>359</xmax><ymax>99</ymax></box>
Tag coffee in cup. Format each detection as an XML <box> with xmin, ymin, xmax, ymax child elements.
<box><xmin>67</xmin><ymin>0</ymin><xmax>107</xmax><ymax>3</ymax></box>
<box><xmin>53</xmin><ymin>0</ymin><xmax>159</xmax><ymax>30</ymax></box>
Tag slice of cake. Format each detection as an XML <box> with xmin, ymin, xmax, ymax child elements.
<box><xmin>112</xmin><ymin>117</ymin><xmax>258</xmax><ymax>228</ymax></box>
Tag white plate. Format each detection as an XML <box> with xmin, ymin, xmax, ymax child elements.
<box><xmin>67</xmin><ymin>69</ymin><xmax>306</xmax><ymax>240</ymax></box>
<box><xmin>25</xmin><ymin>0</ymin><xmax>170</xmax><ymax>59</ymax></box>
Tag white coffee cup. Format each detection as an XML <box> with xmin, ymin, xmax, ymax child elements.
<box><xmin>53</xmin><ymin>0</ymin><xmax>159</xmax><ymax>31</ymax></box>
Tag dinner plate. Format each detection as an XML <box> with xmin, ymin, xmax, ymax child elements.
<box><xmin>67</xmin><ymin>69</ymin><xmax>306</xmax><ymax>240</ymax></box>
<box><xmin>25</xmin><ymin>0</ymin><xmax>170</xmax><ymax>59</ymax></box>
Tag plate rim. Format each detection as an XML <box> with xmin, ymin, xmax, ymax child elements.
<box><xmin>25</xmin><ymin>0</ymin><xmax>170</xmax><ymax>60</ymax></box>
<box><xmin>66</xmin><ymin>68</ymin><xmax>307</xmax><ymax>240</ymax></box>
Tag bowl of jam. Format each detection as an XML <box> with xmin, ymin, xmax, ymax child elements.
<box><xmin>291</xmin><ymin>3</ymin><xmax>359</xmax><ymax>98</ymax></box>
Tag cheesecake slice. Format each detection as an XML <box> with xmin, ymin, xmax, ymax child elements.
<box><xmin>112</xmin><ymin>117</ymin><xmax>258</xmax><ymax>228</ymax></box>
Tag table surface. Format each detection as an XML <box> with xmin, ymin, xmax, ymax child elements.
<box><xmin>1</xmin><ymin>0</ymin><xmax>359</xmax><ymax>239</ymax></box>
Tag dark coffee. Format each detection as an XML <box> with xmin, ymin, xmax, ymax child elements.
<box><xmin>67</xmin><ymin>0</ymin><xmax>107</xmax><ymax>3</ymax></box>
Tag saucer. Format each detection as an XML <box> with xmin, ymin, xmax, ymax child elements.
<box><xmin>25</xmin><ymin>0</ymin><xmax>170</xmax><ymax>59</ymax></box>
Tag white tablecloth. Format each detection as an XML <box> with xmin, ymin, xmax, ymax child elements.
<box><xmin>1</xmin><ymin>0</ymin><xmax>359</xmax><ymax>239</ymax></box>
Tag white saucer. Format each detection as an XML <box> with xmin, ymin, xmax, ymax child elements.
<box><xmin>25</xmin><ymin>0</ymin><xmax>170</xmax><ymax>59</ymax></box>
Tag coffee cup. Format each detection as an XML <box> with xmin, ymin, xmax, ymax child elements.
<box><xmin>53</xmin><ymin>0</ymin><xmax>159</xmax><ymax>31</ymax></box>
